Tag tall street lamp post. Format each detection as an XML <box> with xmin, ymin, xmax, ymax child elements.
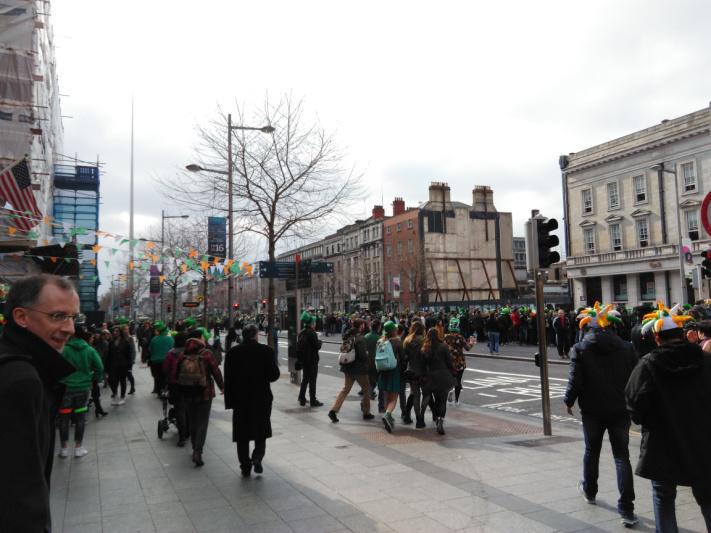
<box><xmin>187</xmin><ymin>115</ymin><xmax>273</xmax><ymax>328</ymax></box>
<box><xmin>652</xmin><ymin>163</ymin><xmax>686</xmax><ymax>305</ymax></box>
<box><xmin>161</xmin><ymin>210</ymin><xmax>189</xmax><ymax>321</ymax></box>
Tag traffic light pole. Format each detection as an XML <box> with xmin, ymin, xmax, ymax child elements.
<box><xmin>535</xmin><ymin>268</ymin><xmax>553</xmax><ymax>436</ymax></box>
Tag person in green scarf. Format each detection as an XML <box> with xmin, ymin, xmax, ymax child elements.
<box><xmin>148</xmin><ymin>321</ymin><xmax>174</xmax><ymax>394</ymax></box>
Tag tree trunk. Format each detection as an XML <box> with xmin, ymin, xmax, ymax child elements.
<box><xmin>202</xmin><ymin>274</ymin><xmax>209</xmax><ymax>328</ymax></box>
<box><xmin>172</xmin><ymin>285</ymin><xmax>178</xmax><ymax>326</ymax></box>
<box><xmin>267</xmin><ymin>237</ymin><xmax>275</xmax><ymax>349</ymax></box>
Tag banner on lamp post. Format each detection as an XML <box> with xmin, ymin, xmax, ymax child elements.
<box><xmin>149</xmin><ymin>265</ymin><xmax>160</xmax><ymax>297</ymax></box>
<box><xmin>392</xmin><ymin>276</ymin><xmax>400</xmax><ymax>299</ymax></box>
<box><xmin>207</xmin><ymin>216</ymin><xmax>227</xmax><ymax>258</ymax></box>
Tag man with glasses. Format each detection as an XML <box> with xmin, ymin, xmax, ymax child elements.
<box><xmin>0</xmin><ymin>274</ymin><xmax>79</xmax><ymax>532</ymax></box>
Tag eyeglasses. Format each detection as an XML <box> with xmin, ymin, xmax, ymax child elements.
<box><xmin>25</xmin><ymin>308</ymin><xmax>81</xmax><ymax>323</ymax></box>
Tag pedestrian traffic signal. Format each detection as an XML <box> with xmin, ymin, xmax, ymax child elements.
<box><xmin>702</xmin><ymin>249</ymin><xmax>711</xmax><ymax>279</ymax></box>
<box><xmin>536</xmin><ymin>218</ymin><xmax>560</xmax><ymax>268</ymax></box>
<box><xmin>261</xmin><ymin>299</ymin><xmax>267</xmax><ymax>307</ymax></box>
<box><xmin>232</xmin><ymin>303</ymin><xmax>240</xmax><ymax>310</ymax></box>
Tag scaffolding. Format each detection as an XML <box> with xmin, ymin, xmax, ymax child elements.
<box><xmin>52</xmin><ymin>164</ymin><xmax>100</xmax><ymax>312</ymax></box>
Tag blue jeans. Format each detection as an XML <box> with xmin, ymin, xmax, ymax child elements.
<box><xmin>487</xmin><ymin>331</ymin><xmax>500</xmax><ymax>353</ymax></box>
<box><xmin>581</xmin><ymin>413</ymin><xmax>635</xmax><ymax>513</ymax></box>
<box><xmin>651</xmin><ymin>481</ymin><xmax>711</xmax><ymax>532</ymax></box>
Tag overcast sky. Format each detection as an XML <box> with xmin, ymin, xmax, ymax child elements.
<box><xmin>51</xmin><ymin>0</ymin><xmax>711</xmax><ymax>290</ymax></box>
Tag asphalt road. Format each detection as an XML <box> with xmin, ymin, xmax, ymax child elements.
<box><xmin>263</xmin><ymin>333</ymin><xmax>581</xmax><ymax>429</ymax></box>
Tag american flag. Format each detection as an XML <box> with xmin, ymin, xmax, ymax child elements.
<box><xmin>0</xmin><ymin>159</ymin><xmax>42</xmax><ymax>232</ymax></box>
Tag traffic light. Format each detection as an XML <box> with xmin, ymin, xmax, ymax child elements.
<box><xmin>166</xmin><ymin>304</ymin><xmax>172</xmax><ymax>313</ymax></box>
<box><xmin>232</xmin><ymin>303</ymin><xmax>240</xmax><ymax>310</ymax></box>
<box><xmin>702</xmin><ymin>249</ymin><xmax>711</xmax><ymax>279</ymax></box>
<box><xmin>536</xmin><ymin>218</ymin><xmax>560</xmax><ymax>268</ymax></box>
<box><xmin>261</xmin><ymin>298</ymin><xmax>267</xmax><ymax>307</ymax></box>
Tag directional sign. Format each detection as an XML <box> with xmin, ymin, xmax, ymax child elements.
<box><xmin>259</xmin><ymin>261</ymin><xmax>296</xmax><ymax>279</ymax></box>
<box><xmin>286</xmin><ymin>275</ymin><xmax>312</xmax><ymax>290</ymax></box>
<box><xmin>702</xmin><ymin>191</ymin><xmax>711</xmax><ymax>237</ymax></box>
<box><xmin>309</xmin><ymin>261</ymin><xmax>334</xmax><ymax>274</ymax></box>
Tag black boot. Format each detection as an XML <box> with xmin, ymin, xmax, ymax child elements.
<box><xmin>436</xmin><ymin>417</ymin><xmax>445</xmax><ymax>435</ymax></box>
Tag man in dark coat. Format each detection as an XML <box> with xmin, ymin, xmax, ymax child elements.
<box><xmin>0</xmin><ymin>275</ymin><xmax>77</xmax><ymax>532</ymax></box>
<box><xmin>224</xmin><ymin>324</ymin><xmax>280</xmax><ymax>477</ymax></box>
<box><xmin>625</xmin><ymin>313</ymin><xmax>711</xmax><ymax>532</ymax></box>
<box><xmin>564</xmin><ymin>308</ymin><xmax>639</xmax><ymax>527</ymax></box>
<box><xmin>296</xmin><ymin>312</ymin><xmax>323</xmax><ymax>407</ymax></box>
<box><xmin>552</xmin><ymin>309</ymin><xmax>571</xmax><ymax>359</ymax></box>
<box><xmin>327</xmin><ymin>319</ymin><xmax>375</xmax><ymax>423</ymax></box>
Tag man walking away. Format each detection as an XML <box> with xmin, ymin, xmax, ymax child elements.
<box><xmin>149</xmin><ymin>320</ymin><xmax>174</xmax><ymax>395</ymax></box>
<box><xmin>296</xmin><ymin>311</ymin><xmax>323</xmax><ymax>407</ymax></box>
<box><xmin>564</xmin><ymin>303</ymin><xmax>639</xmax><ymax>527</ymax></box>
<box><xmin>626</xmin><ymin>308</ymin><xmax>711</xmax><ymax>532</ymax></box>
<box><xmin>0</xmin><ymin>274</ymin><xmax>77</xmax><ymax>532</ymax></box>
<box><xmin>224</xmin><ymin>324</ymin><xmax>280</xmax><ymax>477</ymax></box>
<box><xmin>552</xmin><ymin>309</ymin><xmax>571</xmax><ymax>359</ymax></box>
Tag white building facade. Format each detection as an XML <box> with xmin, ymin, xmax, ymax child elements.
<box><xmin>561</xmin><ymin>106</ymin><xmax>711</xmax><ymax>308</ymax></box>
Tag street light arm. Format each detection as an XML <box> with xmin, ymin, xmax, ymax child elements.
<box><xmin>185</xmin><ymin>164</ymin><xmax>229</xmax><ymax>175</ymax></box>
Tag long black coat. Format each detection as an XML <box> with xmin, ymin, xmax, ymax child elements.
<box><xmin>224</xmin><ymin>339</ymin><xmax>280</xmax><ymax>442</ymax></box>
<box><xmin>626</xmin><ymin>340</ymin><xmax>711</xmax><ymax>485</ymax></box>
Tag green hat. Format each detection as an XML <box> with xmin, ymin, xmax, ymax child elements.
<box><xmin>448</xmin><ymin>317</ymin><xmax>460</xmax><ymax>333</ymax></box>
<box><xmin>184</xmin><ymin>317</ymin><xmax>197</xmax><ymax>328</ymax></box>
<box><xmin>382</xmin><ymin>320</ymin><xmax>397</xmax><ymax>334</ymax></box>
<box><xmin>196</xmin><ymin>326</ymin><xmax>211</xmax><ymax>342</ymax></box>
<box><xmin>153</xmin><ymin>320</ymin><xmax>167</xmax><ymax>332</ymax></box>
<box><xmin>300</xmin><ymin>311</ymin><xmax>314</xmax><ymax>325</ymax></box>
<box><xmin>116</xmin><ymin>317</ymin><xmax>129</xmax><ymax>326</ymax></box>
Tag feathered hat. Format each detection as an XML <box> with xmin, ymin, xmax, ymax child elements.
<box><xmin>640</xmin><ymin>302</ymin><xmax>693</xmax><ymax>336</ymax></box>
<box><xmin>576</xmin><ymin>301</ymin><xmax>622</xmax><ymax>330</ymax></box>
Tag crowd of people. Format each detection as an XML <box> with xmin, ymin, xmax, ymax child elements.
<box><xmin>1</xmin><ymin>273</ymin><xmax>710</xmax><ymax>532</ymax></box>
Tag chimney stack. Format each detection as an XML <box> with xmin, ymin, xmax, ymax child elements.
<box><xmin>392</xmin><ymin>197</ymin><xmax>405</xmax><ymax>216</ymax></box>
<box><xmin>472</xmin><ymin>185</ymin><xmax>496</xmax><ymax>212</ymax></box>
<box><xmin>372</xmin><ymin>205</ymin><xmax>385</xmax><ymax>220</ymax></box>
<box><xmin>428</xmin><ymin>182</ymin><xmax>451</xmax><ymax>204</ymax></box>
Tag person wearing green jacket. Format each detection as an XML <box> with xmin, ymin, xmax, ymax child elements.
<box><xmin>58</xmin><ymin>326</ymin><xmax>104</xmax><ymax>458</ymax></box>
<box><xmin>149</xmin><ymin>321</ymin><xmax>174</xmax><ymax>394</ymax></box>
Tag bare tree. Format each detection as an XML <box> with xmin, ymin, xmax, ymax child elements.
<box><xmin>158</xmin><ymin>95</ymin><xmax>361</xmax><ymax>346</ymax></box>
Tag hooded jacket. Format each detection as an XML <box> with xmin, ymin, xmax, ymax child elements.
<box><xmin>625</xmin><ymin>340</ymin><xmax>711</xmax><ymax>485</ymax></box>
<box><xmin>339</xmin><ymin>328</ymin><xmax>368</xmax><ymax>375</ymax></box>
<box><xmin>564</xmin><ymin>328</ymin><xmax>638</xmax><ymax>416</ymax></box>
<box><xmin>61</xmin><ymin>337</ymin><xmax>104</xmax><ymax>392</ymax></box>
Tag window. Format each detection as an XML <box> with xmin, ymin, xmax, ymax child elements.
<box><xmin>397</xmin><ymin>241</ymin><xmax>403</xmax><ymax>255</ymax></box>
<box><xmin>640</xmin><ymin>272</ymin><xmax>655</xmax><ymax>300</ymax></box>
<box><xmin>609</xmin><ymin>223</ymin><xmax>622</xmax><ymax>251</ymax></box>
<box><xmin>386</xmin><ymin>226</ymin><xmax>392</xmax><ymax>234</ymax></box>
<box><xmin>582</xmin><ymin>189</ymin><xmax>593</xmax><ymax>214</ymax></box>
<box><xmin>583</xmin><ymin>228</ymin><xmax>595</xmax><ymax>254</ymax></box>
<box><xmin>396</xmin><ymin>223</ymin><xmax>401</xmax><ymax>232</ymax></box>
<box><xmin>607</xmin><ymin>182</ymin><xmax>620</xmax><ymax>210</ymax></box>
<box><xmin>386</xmin><ymin>244</ymin><xmax>392</xmax><ymax>257</ymax></box>
<box><xmin>613</xmin><ymin>275</ymin><xmax>628</xmax><ymax>301</ymax></box>
<box><xmin>633</xmin><ymin>175</ymin><xmax>647</xmax><ymax>203</ymax></box>
<box><xmin>682</xmin><ymin>162</ymin><xmax>696</xmax><ymax>192</ymax></box>
<box><xmin>408</xmin><ymin>239</ymin><xmax>413</xmax><ymax>253</ymax></box>
<box><xmin>407</xmin><ymin>219</ymin><xmax>413</xmax><ymax>229</ymax></box>
<box><xmin>687</xmin><ymin>210</ymin><xmax>700</xmax><ymax>240</ymax></box>
<box><xmin>427</xmin><ymin>211</ymin><xmax>444</xmax><ymax>233</ymax></box>
<box><xmin>637</xmin><ymin>218</ymin><xmax>649</xmax><ymax>248</ymax></box>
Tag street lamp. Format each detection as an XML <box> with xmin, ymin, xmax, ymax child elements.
<box><xmin>652</xmin><ymin>163</ymin><xmax>686</xmax><ymax>305</ymax></box>
<box><xmin>161</xmin><ymin>211</ymin><xmax>189</xmax><ymax>321</ymax></box>
<box><xmin>186</xmin><ymin>114</ymin><xmax>274</xmax><ymax>328</ymax></box>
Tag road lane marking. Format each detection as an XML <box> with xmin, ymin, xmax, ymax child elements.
<box><xmin>324</xmin><ymin>365</ymin><xmax>333</xmax><ymax>368</ymax></box>
<box><xmin>478</xmin><ymin>393</ymin><xmax>497</xmax><ymax>398</ymax></box>
<box><xmin>464</xmin><ymin>368</ymin><xmax>567</xmax><ymax>382</ymax></box>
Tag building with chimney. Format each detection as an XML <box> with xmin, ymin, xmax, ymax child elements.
<box><xmin>383</xmin><ymin>198</ymin><xmax>421</xmax><ymax>311</ymax></box>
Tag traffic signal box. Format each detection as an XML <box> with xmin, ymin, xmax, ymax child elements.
<box><xmin>536</xmin><ymin>218</ymin><xmax>560</xmax><ymax>269</ymax></box>
<box><xmin>702</xmin><ymin>249</ymin><xmax>711</xmax><ymax>279</ymax></box>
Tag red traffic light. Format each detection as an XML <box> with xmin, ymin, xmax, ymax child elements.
<box><xmin>232</xmin><ymin>303</ymin><xmax>240</xmax><ymax>310</ymax></box>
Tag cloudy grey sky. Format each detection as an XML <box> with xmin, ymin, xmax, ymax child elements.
<box><xmin>51</xmin><ymin>0</ymin><xmax>711</xmax><ymax>289</ymax></box>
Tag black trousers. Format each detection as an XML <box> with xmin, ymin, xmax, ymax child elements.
<box><xmin>185</xmin><ymin>398</ymin><xmax>212</xmax><ymax>454</ymax></box>
<box><xmin>298</xmin><ymin>361</ymin><xmax>319</xmax><ymax>402</ymax></box>
<box><xmin>150</xmin><ymin>362</ymin><xmax>165</xmax><ymax>392</ymax></box>
<box><xmin>237</xmin><ymin>439</ymin><xmax>266</xmax><ymax>469</ymax></box>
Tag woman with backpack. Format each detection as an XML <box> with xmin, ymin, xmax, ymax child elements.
<box><xmin>376</xmin><ymin>320</ymin><xmax>404</xmax><ymax>433</ymax></box>
<box><xmin>178</xmin><ymin>330</ymin><xmax>224</xmax><ymax>466</ymax></box>
<box><xmin>422</xmin><ymin>327</ymin><xmax>456</xmax><ymax>435</ymax></box>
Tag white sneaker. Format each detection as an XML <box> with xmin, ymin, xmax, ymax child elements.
<box><xmin>74</xmin><ymin>446</ymin><xmax>89</xmax><ymax>458</ymax></box>
<box><xmin>118</xmin><ymin>398</ymin><xmax>126</xmax><ymax>405</ymax></box>
<box><xmin>111</xmin><ymin>398</ymin><xmax>120</xmax><ymax>406</ymax></box>
<box><xmin>58</xmin><ymin>447</ymin><xmax>69</xmax><ymax>458</ymax></box>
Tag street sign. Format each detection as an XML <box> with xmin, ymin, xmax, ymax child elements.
<box><xmin>286</xmin><ymin>275</ymin><xmax>312</xmax><ymax>290</ymax></box>
<box><xmin>259</xmin><ymin>261</ymin><xmax>296</xmax><ymax>279</ymax></box>
<box><xmin>702</xmin><ymin>191</ymin><xmax>711</xmax><ymax>237</ymax></box>
<box><xmin>309</xmin><ymin>261</ymin><xmax>334</xmax><ymax>274</ymax></box>
<box><xmin>207</xmin><ymin>216</ymin><xmax>227</xmax><ymax>257</ymax></box>
<box><xmin>182</xmin><ymin>301</ymin><xmax>200</xmax><ymax>308</ymax></box>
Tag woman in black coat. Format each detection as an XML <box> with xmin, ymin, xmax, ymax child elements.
<box><xmin>224</xmin><ymin>324</ymin><xmax>280</xmax><ymax>477</ymax></box>
<box><xmin>422</xmin><ymin>327</ymin><xmax>456</xmax><ymax>435</ymax></box>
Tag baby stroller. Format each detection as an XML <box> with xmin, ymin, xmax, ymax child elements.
<box><xmin>157</xmin><ymin>386</ymin><xmax>177</xmax><ymax>439</ymax></box>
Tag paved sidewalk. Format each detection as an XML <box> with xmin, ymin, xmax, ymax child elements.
<box><xmin>50</xmin><ymin>362</ymin><xmax>706</xmax><ymax>532</ymax></box>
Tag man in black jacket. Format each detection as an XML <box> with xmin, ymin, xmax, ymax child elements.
<box><xmin>564</xmin><ymin>308</ymin><xmax>639</xmax><ymax>527</ymax></box>
<box><xmin>0</xmin><ymin>275</ymin><xmax>78</xmax><ymax>532</ymax></box>
<box><xmin>625</xmin><ymin>314</ymin><xmax>711</xmax><ymax>532</ymax></box>
<box><xmin>296</xmin><ymin>312</ymin><xmax>323</xmax><ymax>407</ymax></box>
<box><xmin>224</xmin><ymin>324</ymin><xmax>280</xmax><ymax>477</ymax></box>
